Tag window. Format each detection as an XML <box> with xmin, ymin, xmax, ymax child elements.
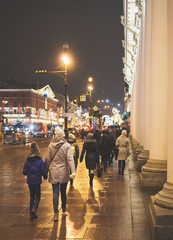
<box><xmin>22</xmin><ymin>102</ymin><xmax>25</xmax><ymax>106</ymax></box>
<box><xmin>14</xmin><ymin>109</ymin><xmax>17</xmax><ymax>114</ymax></box>
<box><xmin>13</xmin><ymin>101</ymin><xmax>17</xmax><ymax>106</ymax></box>
<box><xmin>14</xmin><ymin>94</ymin><xmax>17</xmax><ymax>97</ymax></box>
<box><xmin>6</xmin><ymin>93</ymin><xmax>8</xmax><ymax>97</ymax></box>
<box><xmin>22</xmin><ymin>94</ymin><xmax>25</xmax><ymax>97</ymax></box>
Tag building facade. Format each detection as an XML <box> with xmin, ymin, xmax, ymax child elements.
<box><xmin>122</xmin><ymin>0</ymin><xmax>173</xmax><ymax>239</ymax></box>
<box><xmin>0</xmin><ymin>85</ymin><xmax>59</xmax><ymax>126</ymax></box>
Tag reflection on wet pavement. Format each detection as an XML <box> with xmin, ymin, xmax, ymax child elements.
<box><xmin>0</xmin><ymin>139</ymin><xmax>150</xmax><ymax>239</ymax></box>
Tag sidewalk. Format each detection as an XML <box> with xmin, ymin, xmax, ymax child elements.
<box><xmin>0</xmin><ymin>140</ymin><xmax>150</xmax><ymax>239</ymax></box>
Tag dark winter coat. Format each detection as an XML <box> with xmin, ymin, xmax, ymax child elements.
<box><xmin>80</xmin><ymin>137</ymin><xmax>98</xmax><ymax>170</ymax></box>
<box><xmin>23</xmin><ymin>154</ymin><xmax>47</xmax><ymax>185</ymax></box>
<box><xmin>93</xmin><ymin>130</ymin><xmax>101</xmax><ymax>145</ymax></box>
<box><xmin>99</xmin><ymin>130</ymin><xmax>115</xmax><ymax>156</ymax></box>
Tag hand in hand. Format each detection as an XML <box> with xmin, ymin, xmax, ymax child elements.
<box><xmin>70</xmin><ymin>173</ymin><xmax>76</xmax><ymax>180</ymax></box>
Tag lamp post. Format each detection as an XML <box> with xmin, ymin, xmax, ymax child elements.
<box><xmin>61</xmin><ymin>49</ymin><xmax>70</xmax><ymax>130</ymax></box>
<box><xmin>35</xmin><ymin>44</ymin><xmax>70</xmax><ymax>131</ymax></box>
<box><xmin>88</xmin><ymin>77</ymin><xmax>93</xmax><ymax>126</ymax></box>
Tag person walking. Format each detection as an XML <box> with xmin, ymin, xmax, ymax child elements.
<box><xmin>116</xmin><ymin>130</ymin><xmax>129</xmax><ymax>175</ymax></box>
<box><xmin>80</xmin><ymin>133</ymin><xmax>98</xmax><ymax>187</ymax></box>
<box><xmin>93</xmin><ymin>129</ymin><xmax>101</xmax><ymax>145</ymax></box>
<box><xmin>67</xmin><ymin>133</ymin><xmax>79</xmax><ymax>186</ymax></box>
<box><xmin>23</xmin><ymin>141</ymin><xmax>47</xmax><ymax>220</ymax></box>
<box><xmin>45</xmin><ymin>127</ymin><xmax>76</xmax><ymax>221</ymax></box>
<box><xmin>99</xmin><ymin>130</ymin><xmax>114</xmax><ymax>171</ymax></box>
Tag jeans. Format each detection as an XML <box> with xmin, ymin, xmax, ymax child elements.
<box><xmin>52</xmin><ymin>182</ymin><xmax>68</xmax><ymax>213</ymax></box>
<box><xmin>101</xmin><ymin>154</ymin><xmax>109</xmax><ymax>169</ymax></box>
<box><xmin>29</xmin><ymin>184</ymin><xmax>41</xmax><ymax>212</ymax></box>
<box><xmin>118</xmin><ymin>160</ymin><xmax>125</xmax><ymax>173</ymax></box>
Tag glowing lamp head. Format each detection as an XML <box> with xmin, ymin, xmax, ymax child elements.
<box><xmin>88</xmin><ymin>77</ymin><xmax>93</xmax><ymax>82</ymax></box>
<box><xmin>62</xmin><ymin>55</ymin><xmax>70</xmax><ymax>65</ymax></box>
<box><xmin>88</xmin><ymin>85</ymin><xmax>93</xmax><ymax>91</ymax></box>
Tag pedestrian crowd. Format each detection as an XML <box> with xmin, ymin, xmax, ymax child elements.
<box><xmin>23</xmin><ymin>126</ymin><xmax>129</xmax><ymax>221</ymax></box>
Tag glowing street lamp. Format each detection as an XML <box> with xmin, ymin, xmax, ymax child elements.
<box><xmin>88</xmin><ymin>77</ymin><xmax>94</xmax><ymax>126</ymax></box>
<box><xmin>88</xmin><ymin>77</ymin><xmax>93</xmax><ymax>82</ymax></box>
<box><xmin>35</xmin><ymin>43</ymin><xmax>70</xmax><ymax>131</ymax></box>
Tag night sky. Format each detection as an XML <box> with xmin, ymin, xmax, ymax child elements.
<box><xmin>0</xmin><ymin>0</ymin><xmax>124</xmax><ymax>112</ymax></box>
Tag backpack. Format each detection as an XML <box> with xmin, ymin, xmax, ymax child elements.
<box><xmin>71</xmin><ymin>144</ymin><xmax>76</xmax><ymax>158</ymax></box>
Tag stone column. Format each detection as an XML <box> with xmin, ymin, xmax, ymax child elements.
<box><xmin>136</xmin><ymin>0</ymin><xmax>151</xmax><ymax>171</ymax></box>
<box><xmin>148</xmin><ymin>1</ymin><xmax>173</xmax><ymax>239</ymax></box>
<box><xmin>140</xmin><ymin>0</ymin><xmax>167</xmax><ymax>189</ymax></box>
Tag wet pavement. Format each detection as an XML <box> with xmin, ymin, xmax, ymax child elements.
<box><xmin>0</xmin><ymin>139</ymin><xmax>151</xmax><ymax>239</ymax></box>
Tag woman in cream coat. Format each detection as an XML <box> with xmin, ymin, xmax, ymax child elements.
<box><xmin>116</xmin><ymin>130</ymin><xmax>129</xmax><ymax>175</ymax></box>
<box><xmin>45</xmin><ymin>127</ymin><xmax>75</xmax><ymax>221</ymax></box>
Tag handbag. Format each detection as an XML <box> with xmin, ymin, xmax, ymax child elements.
<box><xmin>113</xmin><ymin>155</ymin><xmax>118</xmax><ymax>170</ymax></box>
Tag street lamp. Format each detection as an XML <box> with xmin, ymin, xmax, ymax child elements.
<box><xmin>35</xmin><ymin>43</ymin><xmax>70</xmax><ymax>131</ymax></box>
<box><xmin>88</xmin><ymin>77</ymin><xmax>93</xmax><ymax>126</ymax></box>
<box><xmin>61</xmin><ymin>52</ymin><xmax>70</xmax><ymax>131</ymax></box>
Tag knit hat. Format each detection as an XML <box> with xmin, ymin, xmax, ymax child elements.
<box><xmin>87</xmin><ymin>133</ymin><xmax>94</xmax><ymax>139</ymax></box>
<box><xmin>55</xmin><ymin>127</ymin><xmax>65</xmax><ymax>139</ymax></box>
<box><xmin>31</xmin><ymin>141</ymin><xmax>40</xmax><ymax>155</ymax></box>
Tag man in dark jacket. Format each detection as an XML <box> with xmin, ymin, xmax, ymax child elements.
<box><xmin>99</xmin><ymin>130</ymin><xmax>115</xmax><ymax>171</ymax></box>
<box><xmin>23</xmin><ymin>141</ymin><xmax>47</xmax><ymax>220</ymax></box>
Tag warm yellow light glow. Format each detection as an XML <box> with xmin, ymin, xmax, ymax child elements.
<box><xmin>88</xmin><ymin>77</ymin><xmax>93</xmax><ymax>82</ymax></box>
<box><xmin>88</xmin><ymin>85</ymin><xmax>93</xmax><ymax>91</ymax></box>
<box><xmin>97</xmin><ymin>100</ymin><xmax>100</xmax><ymax>103</ymax></box>
<box><xmin>2</xmin><ymin>100</ymin><xmax>8</xmax><ymax>104</ymax></box>
<box><xmin>62</xmin><ymin>55</ymin><xmax>70</xmax><ymax>65</ymax></box>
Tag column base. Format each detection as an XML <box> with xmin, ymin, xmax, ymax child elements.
<box><xmin>136</xmin><ymin>150</ymin><xmax>149</xmax><ymax>172</ymax></box>
<box><xmin>149</xmin><ymin>195</ymin><xmax>173</xmax><ymax>240</ymax></box>
<box><xmin>140</xmin><ymin>159</ymin><xmax>167</xmax><ymax>190</ymax></box>
<box><xmin>154</xmin><ymin>182</ymin><xmax>173</xmax><ymax>209</ymax></box>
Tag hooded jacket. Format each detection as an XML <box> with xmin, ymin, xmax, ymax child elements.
<box><xmin>80</xmin><ymin>133</ymin><xmax>98</xmax><ymax>169</ymax></box>
<box><xmin>45</xmin><ymin>138</ymin><xmax>75</xmax><ymax>184</ymax></box>
<box><xmin>23</xmin><ymin>154</ymin><xmax>47</xmax><ymax>185</ymax></box>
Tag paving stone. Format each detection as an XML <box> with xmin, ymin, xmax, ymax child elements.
<box><xmin>0</xmin><ymin>140</ymin><xmax>151</xmax><ymax>240</ymax></box>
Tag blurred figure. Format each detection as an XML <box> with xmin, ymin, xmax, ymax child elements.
<box><xmin>45</xmin><ymin>127</ymin><xmax>76</xmax><ymax>221</ymax></box>
<box><xmin>80</xmin><ymin>128</ymin><xmax>85</xmax><ymax>142</ymax></box>
<box><xmin>99</xmin><ymin>130</ymin><xmax>114</xmax><ymax>171</ymax></box>
<box><xmin>109</xmin><ymin>130</ymin><xmax>115</xmax><ymax>165</ymax></box>
<box><xmin>80</xmin><ymin>133</ymin><xmax>98</xmax><ymax>187</ymax></box>
<box><xmin>116</xmin><ymin>130</ymin><xmax>129</xmax><ymax>175</ymax></box>
<box><xmin>93</xmin><ymin>129</ymin><xmax>101</xmax><ymax>145</ymax></box>
<box><xmin>23</xmin><ymin>141</ymin><xmax>47</xmax><ymax>220</ymax></box>
<box><xmin>67</xmin><ymin>133</ymin><xmax>79</xmax><ymax>186</ymax></box>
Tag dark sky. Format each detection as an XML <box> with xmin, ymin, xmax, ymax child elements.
<box><xmin>0</xmin><ymin>0</ymin><xmax>124</xmax><ymax>112</ymax></box>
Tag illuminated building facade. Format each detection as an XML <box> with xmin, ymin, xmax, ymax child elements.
<box><xmin>0</xmin><ymin>85</ymin><xmax>59</xmax><ymax>126</ymax></box>
<box><xmin>122</xmin><ymin>1</ymin><xmax>173</xmax><ymax>239</ymax></box>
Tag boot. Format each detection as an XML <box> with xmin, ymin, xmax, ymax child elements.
<box><xmin>30</xmin><ymin>209</ymin><xmax>38</xmax><ymax>220</ymax></box>
<box><xmin>53</xmin><ymin>213</ymin><xmax>59</xmax><ymax>221</ymax></box>
<box><xmin>89</xmin><ymin>174</ymin><xmax>94</xmax><ymax>186</ymax></box>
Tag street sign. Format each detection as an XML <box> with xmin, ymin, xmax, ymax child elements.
<box><xmin>93</xmin><ymin>106</ymin><xmax>98</xmax><ymax>111</ymax></box>
<box><xmin>80</xmin><ymin>95</ymin><xmax>86</xmax><ymax>101</ymax></box>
